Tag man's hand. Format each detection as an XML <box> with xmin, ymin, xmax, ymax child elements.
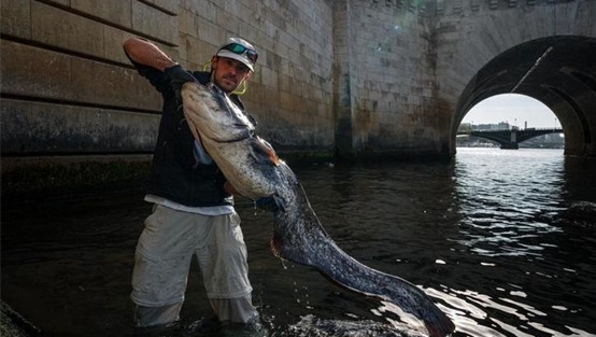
<box><xmin>224</xmin><ymin>181</ymin><xmax>240</xmax><ymax>196</ymax></box>
<box><xmin>164</xmin><ymin>64</ymin><xmax>197</xmax><ymax>104</ymax></box>
<box><xmin>255</xmin><ymin>197</ymin><xmax>280</xmax><ymax>212</ymax></box>
<box><xmin>223</xmin><ymin>181</ymin><xmax>281</xmax><ymax>212</ymax></box>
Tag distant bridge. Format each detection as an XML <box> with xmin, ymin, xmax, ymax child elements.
<box><xmin>457</xmin><ymin>128</ymin><xmax>564</xmax><ymax>149</ymax></box>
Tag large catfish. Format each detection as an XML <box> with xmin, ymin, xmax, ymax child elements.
<box><xmin>181</xmin><ymin>82</ymin><xmax>455</xmax><ymax>337</ymax></box>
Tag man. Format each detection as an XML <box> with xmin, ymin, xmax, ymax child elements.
<box><xmin>123</xmin><ymin>36</ymin><xmax>265</xmax><ymax>334</ymax></box>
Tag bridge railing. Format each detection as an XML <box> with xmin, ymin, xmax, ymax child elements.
<box><xmin>457</xmin><ymin>127</ymin><xmax>563</xmax><ymax>134</ymax></box>
<box><xmin>521</xmin><ymin>127</ymin><xmax>563</xmax><ymax>132</ymax></box>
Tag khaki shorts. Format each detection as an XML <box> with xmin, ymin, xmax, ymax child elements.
<box><xmin>131</xmin><ymin>204</ymin><xmax>253</xmax><ymax>307</ymax></box>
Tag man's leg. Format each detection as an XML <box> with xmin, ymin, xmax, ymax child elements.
<box><xmin>133</xmin><ymin>303</ymin><xmax>183</xmax><ymax>327</ymax></box>
<box><xmin>195</xmin><ymin>211</ymin><xmax>259</xmax><ymax>323</ymax></box>
<box><xmin>131</xmin><ymin>205</ymin><xmax>197</xmax><ymax>327</ymax></box>
<box><xmin>209</xmin><ymin>296</ymin><xmax>258</xmax><ymax>323</ymax></box>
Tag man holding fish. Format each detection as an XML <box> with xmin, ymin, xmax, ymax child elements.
<box><xmin>123</xmin><ymin>36</ymin><xmax>268</xmax><ymax>335</ymax></box>
<box><xmin>124</xmin><ymin>34</ymin><xmax>455</xmax><ymax>337</ymax></box>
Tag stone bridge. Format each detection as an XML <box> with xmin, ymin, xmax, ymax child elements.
<box><xmin>1</xmin><ymin>0</ymin><xmax>595</xmax><ymax>193</ymax></box>
<box><xmin>458</xmin><ymin>128</ymin><xmax>564</xmax><ymax>149</ymax></box>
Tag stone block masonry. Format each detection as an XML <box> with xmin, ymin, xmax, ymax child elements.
<box><xmin>0</xmin><ymin>0</ymin><xmax>335</xmax><ymax>196</ymax></box>
<box><xmin>1</xmin><ymin>0</ymin><xmax>595</xmax><ymax>196</ymax></box>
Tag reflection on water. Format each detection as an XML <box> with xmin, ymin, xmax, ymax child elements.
<box><xmin>1</xmin><ymin>148</ymin><xmax>595</xmax><ymax>337</ymax></box>
<box><xmin>454</xmin><ymin>149</ymin><xmax>566</xmax><ymax>258</ymax></box>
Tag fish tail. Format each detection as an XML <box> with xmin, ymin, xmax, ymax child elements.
<box><xmin>424</xmin><ymin>309</ymin><xmax>455</xmax><ymax>337</ymax></box>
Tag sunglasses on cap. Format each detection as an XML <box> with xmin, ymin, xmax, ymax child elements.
<box><xmin>219</xmin><ymin>43</ymin><xmax>258</xmax><ymax>64</ymax></box>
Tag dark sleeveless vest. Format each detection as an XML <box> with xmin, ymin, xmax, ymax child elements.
<box><xmin>133</xmin><ymin>64</ymin><xmax>246</xmax><ymax>207</ymax></box>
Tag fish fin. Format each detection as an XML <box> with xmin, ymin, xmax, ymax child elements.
<box><xmin>272</xmin><ymin>194</ymin><xmax>286</xmax><ymax>212</ymax></box>
<box><xmin>253</xmin><ymin>136</ymin><xmax>281</xmax><ymax>166</ymax></box>
<box><xmin>269</xmin><ymin>233</ymin><xmax>312</xmax><ymax>266</ymax></box>
<box><xmin>254</xmin><ymin>195</ymin><xmax>285</xmax><ymax>212</ymax></box>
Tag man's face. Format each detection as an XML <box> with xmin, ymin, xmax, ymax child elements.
<box><xmin>211</xmin><ymin>57</ymin><xmax>252</xmax><ymax>93</ymax></box>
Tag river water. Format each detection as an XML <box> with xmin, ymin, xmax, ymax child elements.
<box><xmin>1</xmin><ymin>148</ymin><xmax>595</xmax><ymax>337</ymax></box>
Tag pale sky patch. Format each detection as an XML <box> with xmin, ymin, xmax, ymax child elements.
<box><xmin>462</xmin><ymin>94</ymin><xmax>560</xmax><ymax>129</ymax></box>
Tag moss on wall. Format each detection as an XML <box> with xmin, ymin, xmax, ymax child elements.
<box><xmin>1</xmin><ymin>160</ymin><xmax>151</xmax><ymax>202</ymax></box>
<box><xmin>0</xmin><ymin>150</ymin><xmax>337</xmax><ymax>201</ymax></box>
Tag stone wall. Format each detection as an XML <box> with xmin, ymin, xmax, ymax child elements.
<box><xmin>1</xmin><ymin>0</ymin><xmax>335</xmax><ymax>153</ymax></box>
<box><xmin>1</xmin><ymin>0</ymin><xmax>335</xmax><ymax>195</ymax></box>
<box><xmin>331</xmin><ymin>0</ymin><xmax>448</xmax><ymax>158</ymax></box>
<box><xmin>345</xmin><ymin>0</ymin><xmax>442</xmax><ymax>156</ymax></box>
<box><xmin>1</xmin><ymin>0</ymin><xmax>595</xmax><ymax>195</ymax></box>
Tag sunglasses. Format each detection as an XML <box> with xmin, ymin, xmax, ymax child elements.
<box><xmin>220</xmin><ymin>43</ymin><xmax>258</xmax><ymax>64</ymax></box>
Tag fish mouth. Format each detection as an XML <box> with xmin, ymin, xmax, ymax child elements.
<box><xmin>182</xmin><ymin>82</ymin><xmax>255</xmax><ymax>143</ymax></box>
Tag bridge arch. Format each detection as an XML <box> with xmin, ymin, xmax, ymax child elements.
<box><xmin>449</xmin><ymin>35</ymin><xmax>596</xmax><ymax>156</ymax></box>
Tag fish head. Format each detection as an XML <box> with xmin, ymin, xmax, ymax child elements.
<box><xmin>181</xmin><ymin>82</ymin><xmax>254</xmax><ymax>143</ymax></box>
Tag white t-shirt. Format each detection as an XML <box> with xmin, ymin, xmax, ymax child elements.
<box><xmin>144</xmin><ymin>194</ymin><xmax>234</xmax><ymax>216</ymax></box>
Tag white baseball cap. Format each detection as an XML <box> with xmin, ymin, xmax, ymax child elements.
<box><xmin>215</xmin><ymin>37</ymin><xmax>258</xmax><ymax>71</ymax></box>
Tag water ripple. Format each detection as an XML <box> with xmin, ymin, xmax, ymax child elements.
<box><xmin>2</xmin><ymin>148</ymin><xmax>595</xmax><ymax>337</ymax></box>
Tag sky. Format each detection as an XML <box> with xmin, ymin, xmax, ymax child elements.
<box><xmin>461</xmin><ymin>94</ymin><xmax>560</xmax><ymax>129</ymax></box>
